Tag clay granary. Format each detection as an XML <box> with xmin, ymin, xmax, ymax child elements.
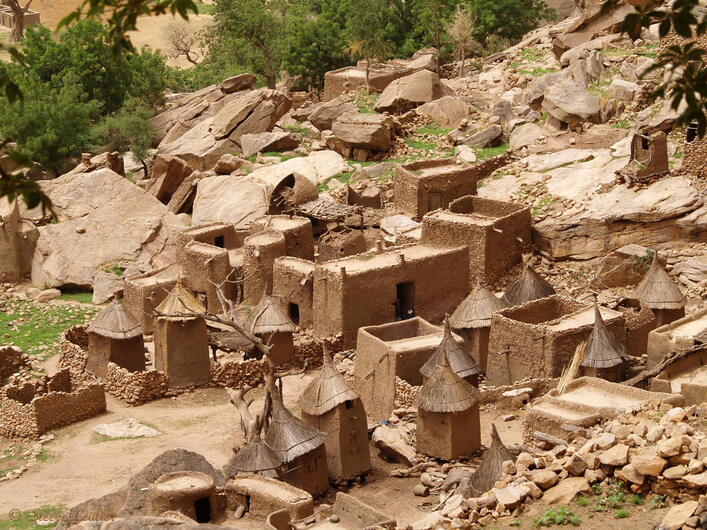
<box><xmin>421</xmin><ymin>195</ymin><xmax>532</xmax><ymax>285</ymax></box>
<box><xmin>579</xmin><ymin>306</ymin><xmax>628</xmax><ymax>382</ymax></box>
<box><xmin>420</xmin><ymin>319</ymin><xmax>480</xmax><ymax>387</ymax></box>
<box><xmin>86</xmin><ymin>296</ymin><xmax>146</xmax><ymax>378</ymax></box>
<box><xmin>450</xmin><ymin>286</ymin><xmax>509</xmax><ymax>373</ymax></box>
<box><xmin>487</xmin><ymin>296</ymin><xmax>627</xmax><ymax>386</ymax></box>
<box><xmin>416</xmin><ymin>333</ymin><xmax>481</xmax><ymax>460</ymax></box>
<box><xmin>248</xmin><ymin>293</ymin><xmax>296</xmax><ymax>365</ymax></box>
<box><xmin>616</xmin><ymin>130</ymin><xmax>669</xmax><ymax>186</ymax></box>
<box><xmin>0</xmin><ymin>200</ymin><xmax>38</xmax><ymax>283</ymax></box>
<box><xmin>501</xmin><ymin>262</ymin><xmax>556</xmax><ymax>306</ymax></box>
<box><xmin>354</xmin><ymin>316</ymin><xmax>465</xmax><ymax>422</ymax></box>
<box><xmin>633</xmin><ymin>254</ymin><xmax>686</xmax><ymax>327</ymax></box>
<box><xmin>153</xmin><ymin>282</ymin><xmax>211</xmax><ymax>388</ymax></box>
<box><xmin>299</xmin><ymin>350</ymin><xmax>371</xmax><ymax>480</ymax></box>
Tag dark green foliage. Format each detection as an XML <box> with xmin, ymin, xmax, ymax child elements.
<box><xmin>467</xmin><ymin>0</ymin><xmax>556</xmax><ymax>43</ymax></box>
<box><xmin>91</xmin><ymin>98</ymin><xmax>156</xmax><ymax>167</ymax></box>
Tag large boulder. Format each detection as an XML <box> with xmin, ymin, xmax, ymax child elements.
<box><xmin>375</xmin><ymin>70</ymin><xmax>452</xmax><ymax>114</ymax></box>
<box><xmin>240</xmin><ymin>131</ymin><xmax>299</xmax><ymax>158</ymax></box>
<box><xmin>541</xmin><ymin>79</ymin><xmax>601</xmax><ymax>125</ymax></box>
<box><xmin>332</xmin><ymin>112</ymin><xmax>396</xmax><ymax>152</ymax></box>
<box><xmin>307</xmin><ymin>99</ymin><xmax>357</xmax><ymax>131</ymax></box>
<box><xmin>219</xmin><ymin>73</ymin><xmax>257</xmax><ymax>93</ymax></box>
<box><xmin>416</xmin><ymin>95</ymin><xmax>475</xmax><ymax>128</ymax></box>
<box><xmin>158</xmin><ymin>88</ymin><xmax>292</xmax><ymax>170</ymax></box>
<box><xmin>30</xmin><ymin>169</ymin><xmax>187</xmax><ymax>288</ymax></box>
<box><xmin>510</xmin><ymin>123</ymin><xmax>545</xmax><ymax>150</ymax></box>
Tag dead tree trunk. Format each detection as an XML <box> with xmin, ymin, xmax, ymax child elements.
<box><xmin>6</xmin><ymin>0</ymin><xmax>31</xmax><ymax>43</ymax></box>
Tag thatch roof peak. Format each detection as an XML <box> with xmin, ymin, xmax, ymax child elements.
<box><xmin>299</xmin><ymin>350</ymin><xmax>359</xmax><ymax>416</ymax></box>
<box><xmin>502</xmin><ymin>264</ymin><xmax>555</xmax><ymax>306</ymax></box>
<box><xmin>581</xmin><ymin>306</ymin><xmax>627</xmax><ymax>369</ymax></box>
<box><xmin>156</xmin><ymin>282</ymin><xmax>206</xmax><ymax>317</ymax></box>
<box><xmin>249</xmin><ymin>294</ymin><xmax>296</xmax><ymax>335</ymax></box>
<box><xmin>88</xmin><ymin>298</ymin><xmax>142</xmax><ymax>340</ymax></box>
<box><xmin>450</xmin><ymin>286</ymin><xmax>508</xmax><ymax>329</ymax></box>
<box><xmin>224</xmin><ymin>433</ymin><xmax>282</xmax><ymax>479</ymax></box>
<box><xmin>632</xmin><ymin>254</ymin><xmax>685</xmax><ymax>310</ymax></box>
<box><xmin>418</xmin><ymin>328</ymin><xmax>480</xmax><ymax>413</ymax></box>
<box><xmin>264</xmin><ymin>382</ymin><xmax>325</xmax><ymax>463</ymax></box>
<box><xmin>469</xmin><ymin>424</ymin><xmax>513</xmax><ymax>496</ymax></box>
<box><xmin>420</xmin><ymin>319</ymin><xmax>479</xmax><ymax>380</ymax></box>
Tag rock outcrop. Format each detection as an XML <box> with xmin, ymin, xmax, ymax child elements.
<box><xmin>375</xmin><ymin>70</ymin><xmax>452</xmax><ymax>114</ymax></box>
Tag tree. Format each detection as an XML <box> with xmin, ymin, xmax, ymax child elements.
<box><xmin>412</xmin><ymin>0</ymin><xmax>459</xmax><ymax>53</ymax></box>
<box><xmin>91</xmin><ymin>99</ymin><xmax>156</xmax><ymax>175</ymax></box>
<box><xmin>3</xmin><ymin>0</ymin><xmax>33</xmax><ymax>42</ymax></box>
<box><xmin>466</xmin><ymin>0</ymin><xmax>555</xmax><ymax>44</ymax></box>
<box><xmin>447</xmin><ymin>4</ymin><xmax>481</xmax><ymax>77</ymax></box>
<box><xmin>166</xmin><ymin>21</ymin><xmax>202</xmax><ymax>66</ymax></box>
<box><xmin>344</xmin><ymin>0</ymin><xmax>393</xmax><ymax>93</ymax></box>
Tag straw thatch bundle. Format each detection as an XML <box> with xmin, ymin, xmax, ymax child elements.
<box><xmin>582</xmin><ymin>306</ymin><xmax>627</xmax><ymax>369</ymax></box>
<box><xmin>632</xmin><ymin>254</ymin><xmax>685</xmax><ymax>310</ymax></box>
<box><xmin>418</xmin><ymin>337</ymin><xmax>480</xmax><ymax>413</ymax></box>
<box><xmin>88</xmin><ymin>298</ymin><xmax>142</xmax><ymax>340</ymax></box>
<box><xmin>558</xmin><ymin>341</ymin><xmax>586</xmax><ymax>394</ymax></box>
<box><xmin>468</xmin><ymin>424</ymin><xmax>513</xmax><ymax>497</ymax></box>
<box><xmin>420</xmin><ymin>320</ymin><xmax>479</xmax><ymax>380</ymax></box>
<box><xmin>299</xmin><ymin>350</ymin><xmax>359</xmax><ymax>416</ymax></box>
<box><xmin>224</xmin><ymin>434</ymin><xmax>282</xmax><ymax>479</ymax></box>
<box><xmin>156</xmin><ymin>282</ymin><xmax>206</xmax><ymax>318</ymax></box>
<box><xmin>264</xmin><ymin>383</ymin><xmax>325</xmax><ymax>463</ymax></box>
<box><xmin>249</xmin><ymin>294</ymin><xmax>296</xmax><ymax>335</ymax></box>
<box><xmin>450</xmin><ymin>286</ymin><xmax>508</xmax><ymax>330</ymax></box>
<box><xmin>501</xmin><ymin>264</ymin><xmax>555</xmax><ymax>306</ymax></box>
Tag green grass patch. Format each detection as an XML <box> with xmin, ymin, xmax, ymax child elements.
<box><xmin>575</xmin><ymin>496</ymin><xmax>588</xmax><ymax>507</ymax></box>
<box><xmin>0</xmin><ymin>505</ymin><xmax>65</xmax><ymax>529</ymax></box>
<box><xmin>628</xmin><ymin>494</ymin><xmax>644</xmax><ymax>506</ymax></box>
<box><xmin>474</xmin><ymin>143</ymin><xmax>509</xmax><ymax>160</ymax></box>
<box><xmin>520</xmin><ymin>48</ymin><xmax>545</xmax><ymax>62</ymax></box>
<box><xmin>59</xmin><ymin>292</ymin><xmax>94</xmax><ymax>304</ymax></box>
<box><xmin>614</xmin><ymin>509</ymin><xmax>630</xmax><ymax>519</ymax></box>
<box><xmin>351</xmin><ymin>89</ymin><xmax>380</xmax><ymax>114</ymax></box>
<box><xmin>519</xmin><ymin>66</ymin><xmax>558</xmax><ymax>77</ymax></box>
<box><xmin>283</xmin><ymin>125</ymin><xmax>313</xmax><ymax>136</ymax></box>
<box><xmin>416</xmin><ymin>124</ymin><xmax>452</xmax><ymax>136</ymax></box>
<box><xmin>649</xmin><ymin>495</ymin><xmax>667</xmax><ymax>509</ymax></box>
<box><xmin>405</xmin><ymin>138</ymin><xmax>436</xmax><ymax>151</ymax></box>
<box><xmin>348</xmin><ymin>160</ymin><xmax>375</xmax><ymax>167</ymax></box>
<box><xmin>0</xmin><ymin>298</ymin><xmax>100</xmax><ymax>361</ymax></box>
<box><xmin>672</xmin><ymin>148</ymin><xmax>683</xmax><ymax>159</ymax></box>
<box><xmin>193</xmin><ymin>1</ymin><xmax>215</xmax><ymax>14</ymax></box>
<box><xmin>533</xmin><ymin>506</ymin><xmax>580</xmax><ymax>527</ymax></box>
<box><xmin>612</xmin><ymin>120</ymin><xmax>631</xmax><ymax>129</ymax></box>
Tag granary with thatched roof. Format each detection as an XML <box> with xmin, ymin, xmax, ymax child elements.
<box><xmin>153</xmin><ymin>282</ymin><xmax>211</xmax><ymax>388</ymax></box>
<box><xmin>248</xmin><ymin>292</ymin><xmax>297</xmax><ymax>365</ymax></box>
<box><xmin>416</xmin><ymin>335</ymin><xmax>481</xmax><ymax>460</ymax></box>
<box><xmin>501</xmin><ymin>263</ymin><xmax>556</xmax><ymax>307</ymax></box>
<box><xmin>264</xmin><ymin>379</ymin><xmax>328</xmax><ymax>496</ymax></box>
<box><xmin>86</xmin><ymin>296</ymin><xmax>145</xmax><ymax>378</ymax></box>
<box><xmin>633</xmin><ymin>253</ymin><xmax>686</xmax><ymax>327</ymax></box>
<box><xmin>579</xmin><ymin>306</ymin><xmax>628</xmax><ymax>382</ymax></box>
<box><xmin>299</xmin><ymin>349</ymin><xmax>371</xmax><ymax>480</ymax></box>
<box><xmin>467</xmin><ymin>424</ymin><xmax>514</xmax><ymax>497</ymax></box>
<box><xmin>450</xmin><ymin>286</ymin><xmax>508</xmax><ymax>373</ymax></box>
<box><xmin>420</xmin><ymin>318</ymin><xmax>480</xmax><ymax>387</ymax></box>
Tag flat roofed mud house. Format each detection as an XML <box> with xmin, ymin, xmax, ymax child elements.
<box><xmin>416</xmin><ymin>338</ymin><xmax>481</xmax><ymax>460</ymax></box>
<box><xmin>420</xmin><ymin>319</ymin><xmax>480</xmax><ymax>387</ymax></box>
<box><xmin>450</xmin><ymin>286</ymin><xmax>509</xmax><ymax>373</ymax></box>
<box><xmin>354</xmin><ymin>317</ymin><xmax>465</xmax><ymax>422</ymax></box>
<box><xmin>579</xmin><ymin>306</ymin><xmax>628</xmax><ymax>382</ymax></box>
<box><xmin>313</xmin><ymin>243</ymin><xmax>468</xmax><ymax>348</ymax></box>
<box><xmin>501</xmin><ymin>263</ymin><xmax>556</xmax><ymax>306</ymax></box>
<box><xmin>86</xmin><ymin>296</ymin><xmax>145</xmax><ymax>378</ymax></box>
<box><xmin>487</xmin><ymin>296</ymin><xmax>626</xmax><ymax>386</ymax></box>
<box><xmin>647</xmin><ymin>306</ymin><xmax>707</xmax><ymax>368</ymax></box>
<box><xmin>299</xmin><ymin>350</ymin><xmax>371</xmax><ymax>480</ymax></box>
<box><xmin>146</xmin><ymin>471</ymin><xmax>219</xmax><ymax>524</ymax></box>
<box><xmin>153</xmin><ymin>282</ymin><xmax>211</xmax><ymax>388</ymax></box>
<box><xmin>248</xmin><ymin>293</ymin><xmax>297</xmax><ymax>365</ymax></box>
<box><xmin>420</xmin><ymin>195</ymin><xmax>532</xmax><ymax>285</ymax></box>
<box><xmin>264</xmin><ymin>381</ymin><xmax>328</xmax><ymax>496</ymax></box>
<box><xmin>633</xmin><ymin>254</ymin><xmax>686</xmax><ymax>327</ymax></box>
<box><xmin>616</xmin><ymin>131</ymin><xmax>669</xmax><ymax>186</ymax></box>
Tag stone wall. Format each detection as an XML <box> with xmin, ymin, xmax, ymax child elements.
<box><xmin>0</xmin><ymin>345</ymin><xmax>30</xmax><ymax>386</ymax></box>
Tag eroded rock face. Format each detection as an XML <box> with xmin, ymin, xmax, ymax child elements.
<box><xmin>375</xmin><ymin>70</ymin><xmax>452</xmax><ymax>114</ymax></box>
<box><xmin>31</xmin><ymin>169</ymin><xmax>187</xmax><ymax>288</ymax></box>
<box><xmin>307</xmin><ymin>99</ymin><xmax>357</xmax><ymax>131</ymax></box>
<box><xmin>240</xmin><ymin>131</ymin><xmax>299</xmax><ymax>158</ymax></box>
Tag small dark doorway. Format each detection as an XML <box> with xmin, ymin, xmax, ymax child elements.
<box><xmin>289</xmin><ymin>303</ymin><xmax>300</xmax><ymax>325</ymax></box>
<box><xmin>428</xmin><ymin>192</ymin><xmax>443</xmax><ymax>211</ymax></box>
<box><xmin>194</xmin><ymin>497</ymin><xmax>211</xmax><ymax>523</ymax></box>
<box><xmin>214</xmin><ymin>235</ymin><xmax>225</xmax><ymax>248</ymax></box>
<box><xmin>687</xmin><ymin>123</ymin><xmax>698</xmax><ymax>143</ymax></box>
<box><xmin>395</xmin><ymin>282</ymin><xmax>415</xmax><ymax>320</ymax></box>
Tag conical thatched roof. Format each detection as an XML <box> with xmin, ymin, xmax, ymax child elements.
<box><xmin>155</xmin><ymin>282</ymin><xmax>205</xmax><ymax>317</ymax></box>
<box><xmin>450</xmin><ymin>286</ymin><xmax>508</xmax><ymax>330</ymax></box>
<box><xmin>88</xmin><ymin>298</ymin><xmax>142</xmax><ymax>340</ymax></box>
<box><xmin>264</xmin><ymin>384</ymin><xmax>325</xmax><ymax>463</ymax></box>
<box><xmin>249</xmin><ymin>294</ymin><xmax>296</xmax><ymax>335</ymax></box>
<box><xmin>418</xmin><ymin>335</ymin><xmax>480</xmax><ymax>413</ymax></box>
<box><xmin>469</xmin><ymin>424</ymin><xmax>513</xmax><ymax>496</ymax></box>
<box><xmin>420</xmin><ymin>320</ymin><xmax>479</xmax><ymax>380</ymax></box>
<box><xmin>632</xmin><ymin>254</ymin><xmax>685</xmax><ymax>310</ymax></box>
<box><xmin>582</xmin><ymin>306</ymin><xmax>627</xmax><ymax>369</ymax></box>
<box><xmin>502</xmin><ymin>264</ymin><xmax>555</xmax><ymax>306</ymax></box>
<box><xmin>299</xmin><ymin>350</ymin><xmax>359</xmax><ymax>416</ymax></box>
<box><xmin>224</xmin><ymin>434</ymin><xmax>282</xmax><ymax>479</ymax></box>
